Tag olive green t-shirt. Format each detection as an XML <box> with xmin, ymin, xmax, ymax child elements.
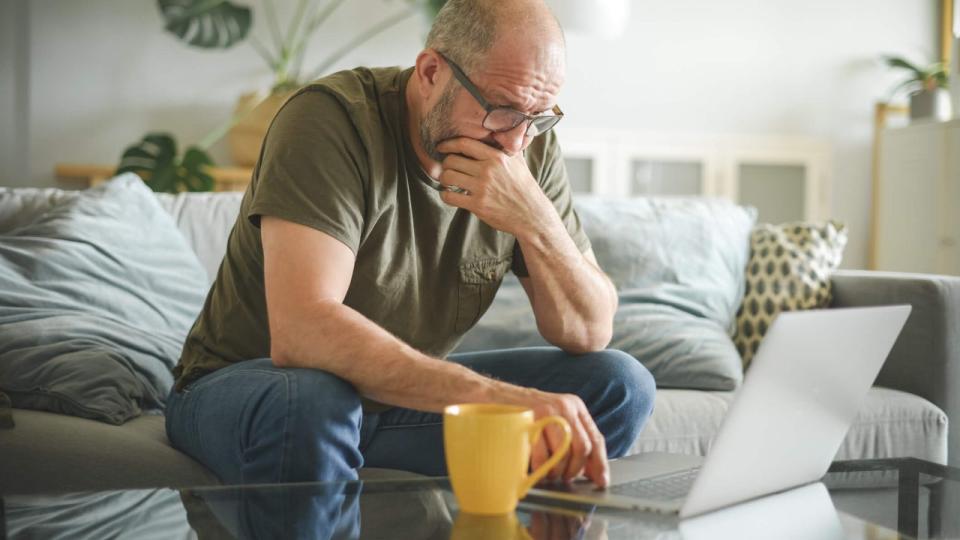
<box><xmin>172</xmin><ymin>66</ymin><xmax>591</xmax><ymax>401</ymax></box>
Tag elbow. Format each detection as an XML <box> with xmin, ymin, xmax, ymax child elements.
<box><xmin>546</xmin><ymin>323</ymin><xmax>613</xmax><ymax>355</ymax></box>
<box><xmin>270</xmin><ymin>340</ymin><xmax>294</xmax><ymax>368</ymax></box>
<box><xmin>269</xmin><ymin>322</ymin><xmax>299</xmax><ymax>368</ymax></box>
<box><xmin>269</xmin><ymin>300</ymin><xmax>340</xmax><ymax>368</ymax></box>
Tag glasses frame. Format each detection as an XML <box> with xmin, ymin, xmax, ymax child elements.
<box><xmin>437</xmin><ymin>51</ymin><xmax>563</xmax><ymax>137</ymax></box>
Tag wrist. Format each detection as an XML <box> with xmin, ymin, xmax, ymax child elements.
<box><xmin>515</xmin><ymin>199</ymin><xmax>565</xmax><ymax>246</ymax></box>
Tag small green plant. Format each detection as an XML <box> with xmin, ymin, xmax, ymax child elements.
<box><xmin>883</xmin><ymin>54</ymin><xmax>950</xmax><ymax>100</ymax></box>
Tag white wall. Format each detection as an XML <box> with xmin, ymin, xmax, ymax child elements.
<box><xmin>0</xmin><ymin>0</ymin><xmax>29</xmax><ymax>186</ymax></box>
<box><xmin>1</xmin><ymin>0</ymin><xmax>940</xmax><ymax>269</ymax></box>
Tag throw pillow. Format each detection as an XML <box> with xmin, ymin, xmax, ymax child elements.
<box><xmin>0</xmin><ymin>175</ymin><xmax>208</xmax><ymax>424</ymax></box>
<box><xmin>456</xmin><ymin>196</ymin><xmax>757</xmax><ymax>391</ymax></box>
<box><xmin>734</xmin><ymin>221</ymin><xmax>848</xmax><ymax>368</ymax></box>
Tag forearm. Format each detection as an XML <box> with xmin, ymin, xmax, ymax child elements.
<box><xmin>270</xmin><ymin>300</ymin><xmax>536</xmax><ymax>412</ymax></box>
<box><xmin>518</xmin><ymin>212</ymin><xmax>618</xmax><ymax>353</ymax></box>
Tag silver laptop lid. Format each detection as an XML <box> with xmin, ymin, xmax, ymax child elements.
<box><xmin>680</xmin><ymin>305</ymin><xmax>911</xmax><ymax>518</ymax></box>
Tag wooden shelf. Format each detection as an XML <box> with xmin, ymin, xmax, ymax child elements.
<box><xmin>54</xmin><ymin>163</ymin><xmax>253</xmax><ymax>192</ymax></box>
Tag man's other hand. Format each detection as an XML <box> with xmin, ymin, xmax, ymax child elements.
<box><xmin>520</xmin><ymin>389</ymin><xmax>609</xmax><ymax>488</ymax></box>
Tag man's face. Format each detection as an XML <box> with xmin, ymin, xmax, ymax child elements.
<box><xmin>419</xmin><ymin>43</ymin><xmax>564</xmax><ymax>163</ymax></box>
<box><xmin>419</xmin><ymin>79</ymin><xmax>461</xmax><ymax>163</ymax></box>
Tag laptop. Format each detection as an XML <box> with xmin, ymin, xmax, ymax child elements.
<box><xmin>529</xmin><ymin>305</ymin><xmax>912</xmax><ymax>518</ymax></box>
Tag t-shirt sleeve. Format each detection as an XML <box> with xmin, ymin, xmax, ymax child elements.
<box><xmin>511</xmin><ymin>130</ymin><xmax>592</xmax><ymax>277</ymax></box>
<box><xmin>247</xmin><ymin>88</ymin><xmax>367</xmax><ymax>254</ymax></box>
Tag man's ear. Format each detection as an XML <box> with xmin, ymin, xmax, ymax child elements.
<box><xmin>414</xmin><ymin>49</ymin><xmax>444</xmax><ymax>100</ymax></box>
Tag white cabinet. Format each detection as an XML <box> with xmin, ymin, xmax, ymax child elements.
<box><xmin>875</xmin><ymin>120</ymin><xmax>960</xmax><ymax>275</ymax></box>
<box><xmin>557</xmin><ymin>128</ymin><xmax>832</xmax><ymax>223</ymax></box>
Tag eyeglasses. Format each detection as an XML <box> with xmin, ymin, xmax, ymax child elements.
<box><xmin>437</xmin><ymin>51</ymin><xmax>563</xmax><ymax>137</ymax></box>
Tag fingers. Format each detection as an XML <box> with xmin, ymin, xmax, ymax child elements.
<box><xmin>526</xmin><ymin>393</ymin><xmax>609</xmax><ymax>488</ymax></box>
<box><xmin>580</xmin><ymin>408</ymin><xmax>610</xmax><ymax>488</ymax></box>
<box><xmin>439</xmin><ymin>188</ymin><xmax>470</xmax><ymax>209</ymax></box>
<box><xmin>437</xmin><ymin>137</ymin><xmax>499</xmax><ymax>160</ymax></box>
<box><xmin>441</xmin><ymin>153</ymin><xmax>481</xmax><ymax>176</ymax></box>
<box><xmin>437</xmin><ymin>168</ymin><xmax>478</xmax><ymax>194</ymax></box>
<box><xmin>544</xmin><ymin>422</ymin><xmax>572</xmax><ymax>482</ymax></box>
<box><xmin>530</xmin><ymin>433</ymin><xmax>550</xmax><ymax>475</ymax></box>
<box><xmin>562</xmin><ymin>411</ymin><xmax>592</xmax><ymax>483</ymax></box>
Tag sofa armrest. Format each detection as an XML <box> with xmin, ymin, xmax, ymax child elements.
<box><xmin>830</xmin><ymin>269</ymin><xmax>960</xmax><ymax>465</ymax></box>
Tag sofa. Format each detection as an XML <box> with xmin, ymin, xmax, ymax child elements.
<box><xmin>1</xmin><ymin>176</ymin><xmax>958</xmax><ymax>498</ymax></box>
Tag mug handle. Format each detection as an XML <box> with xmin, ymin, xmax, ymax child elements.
<box><xmin>518</xmin><ymin>415</ymin><xmax>572</xmax><ymax>498</ymax></box>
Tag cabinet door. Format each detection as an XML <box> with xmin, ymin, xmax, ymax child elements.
<box><xmin>629</xmin><ymin>159</ymin><xmax>704</xmax><ymax>196</ymax></box>
<box><xmin>736</xmin><ymin>163</ymin><xmax>808</xmax><ymax>224</ymax></box>
<box><xmin>876</xmin><ymin>125</ymin><xmax>944</xmax><ymax>273</ymax></box>
<box><xmin>940</xmin><ymin>123</ymin><xmax>960</xmax><ymax>274</ymax></box>
<box><xmin>564</xmin><ymin>157</ymin><xmax>595</xmax><ymax>194</ymax></box>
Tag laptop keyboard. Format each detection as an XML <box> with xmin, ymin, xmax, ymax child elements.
<box><xmin>608</xmin><ymin>467</ymin><xmax>701</xmax><ymax>501</ymax></box>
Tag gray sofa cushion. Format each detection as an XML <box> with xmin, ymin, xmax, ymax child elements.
<box><xmin>0</xmin><ymin>176</ymin><xmax>208</xmax><ymax>424</ymax></box>
<box><xmin>632</xmin><ymin>387</ymin><xmax>948</xmax><ymax>464</ymax></box>
<box><xmin>0</xmin><ymin>408</ymin><xmax>436</xmax><ymax>496</ymax></box>
<box><xmin>0</xmin><ymin>409</ymin><xmax>218</xmax><ymax>495</ymax></box>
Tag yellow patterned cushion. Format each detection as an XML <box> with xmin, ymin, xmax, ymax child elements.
<box><xmin>734</xmin><ymin>221</ymin><xmax>848</xmax><ymax>368</ymax></box>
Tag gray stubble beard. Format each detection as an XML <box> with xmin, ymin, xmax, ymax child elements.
<box><xmin>419</xmin><ymin>82</ymin><xmax>460</xmax><ymax>163</ymax></box>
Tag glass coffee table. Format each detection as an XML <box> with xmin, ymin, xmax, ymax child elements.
<box><xmin>3</xmin><ymin>458</ymin><xmax>956</xmax><ymax>539</ymax></box>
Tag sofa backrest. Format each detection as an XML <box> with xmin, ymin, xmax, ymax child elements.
<box><xmin>0</xmin><ymin>187</ymin><xmax>243</xmax><ymax>281</ymax></box>
<box><xmin>155</xmin><ymin>192</ymin><xmax>244</xmax><ymax>280</ymax></box>
<box><xmin>2</xmin><ymin>188</ymin><xmax>761</xmax><ymax>291</ymax></box>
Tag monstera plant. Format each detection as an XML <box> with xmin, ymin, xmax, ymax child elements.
<box><xmin>119</xmin><ymin>0</ymin><xmax>447</xmax><ymax>192</ymax></box>
<box><xmin>117</xmin><ymin>134</ymin><xmax>215</xmax><ymax>193</ymax></box>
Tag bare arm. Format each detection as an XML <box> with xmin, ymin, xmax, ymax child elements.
<box><xmin>262</xmin><ymin>215</ymin><xmax>608</xmax><ymax>486</ymax></box>
<box><xmin>436</xmin><ymin>137</ymin><xmax>617</xmax><ymax>354</ymax></box>
<box><xmin>262</xmin><ymin>216</ymin><xmax>535</xmax><ymax>412</ymax></box>
<box><xmin>517</xmin><ymin>241</ymin><xmax>617</xmax><ymax>354</ymax></box>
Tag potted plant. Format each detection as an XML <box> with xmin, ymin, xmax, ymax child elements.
<box><xmin>119</xmin><ymin>0</ymin><xmax>446</xmax><ymax>192</ymax></box>
<box><xmin>883</xmin><ymin>54</ymin><xmax>952</xmax><ymax>121</ymax></box>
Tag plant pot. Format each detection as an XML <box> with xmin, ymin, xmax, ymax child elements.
<box><xmin>227</xmin><ymin>89</ymin><xmax>296</xmax><ymax>167</ymax></box>
<box><xmin>908</xmin><ymin>88</ymin><xmax>952</xmax><ymax>122</ymax></box>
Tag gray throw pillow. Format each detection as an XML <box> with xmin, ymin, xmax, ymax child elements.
<box><xmin>0</xmin><ymin>175</ymin><xmax>208</xmax><ymax>424</ymax></box>
<box><xmin>456</xmin><ymin>196</ymin><xmax>756</xmax><ymax>391</ymax></box>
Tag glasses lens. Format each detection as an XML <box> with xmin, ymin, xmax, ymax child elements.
<box><xmin>525</xmin><ymin>115</ymin><xmax>562</xmax><ymax>137</ymax></box>
<box><xmin>484</xmin><ymin>108</ymin><xmax>526</xmax><ymax>132</ymax></box>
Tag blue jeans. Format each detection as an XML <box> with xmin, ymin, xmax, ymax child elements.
<box><xmin>165</xmin><ymin>347</ymin><xmax>656</xmax><ymax>485</ymax></box>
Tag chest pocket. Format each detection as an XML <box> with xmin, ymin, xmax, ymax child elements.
<box><xmin>455</xmin><ymin>258</ymin><xmax>512</xmax><ymax>333</ymax></box>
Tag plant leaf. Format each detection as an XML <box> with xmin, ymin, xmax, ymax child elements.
<box><xmin>883</xmin><ymin>55</ymin><xmax>924</xmax><ymax>77</ymax></box>
<box><xmin>180</xmin><ymin>147</ymin><xmax>216</xmax><ymax>192</ymax></box>
<box><xmin>158</xmin><ymin>0</ymin><xmax>252</xmax><ymax>49</ymax></box>
<box><xmin>117</xmin><ymin>132</ymin><xmax>216</xmax><ymax>193</ymax></box>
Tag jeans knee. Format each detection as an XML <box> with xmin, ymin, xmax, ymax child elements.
<box><xmin>242</xmin><ymin>366</ymin><xmax>364</xmax><ymax>483</ymax></box>
<box><xmin>285</xmin><ymin>368</ymin><xmax>363</xmax><ymax>430</ymax></box>
<box><xmin>580</xmin><ymin>349</ymin><xmax>656</xmax><ymax>457</ymax></box>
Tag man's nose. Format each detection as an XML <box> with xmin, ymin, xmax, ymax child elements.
<box><xmin>492</xmin><ymin>122</ymin><xmax>530</xmax><ymax>156</ymax></box>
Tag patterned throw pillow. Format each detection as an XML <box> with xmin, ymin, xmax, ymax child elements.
<box><xmin>734</xmin><ymin>221</ymin><xmax>848</xmax><ymax>368</ymax></box>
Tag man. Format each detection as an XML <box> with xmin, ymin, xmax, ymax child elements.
<box><xmin>166</xmin><ymin>0</ymin><xmax>655</xmax><ymax>489</ymax></box>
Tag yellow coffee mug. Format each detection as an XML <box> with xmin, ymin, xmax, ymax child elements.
<box><xmin>443</xmin><ymin>403</ymin><xmax>572</xmax><ymax>515</ymax></box>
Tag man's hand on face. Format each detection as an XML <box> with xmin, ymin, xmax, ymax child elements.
<box><xmin>522</xmin><ymin>389</ymin><xmax>610</xmax><ymax>488</ymax></box>
<box><xmin>435</xmin><ymin>137</ymin><xmax>555</xmax><ymax>237</ymax></box>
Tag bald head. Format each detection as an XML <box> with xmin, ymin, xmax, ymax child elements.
<box><xmin>425</xmin><ymin>0</ymin><xmax>565</xmax><ymax>74</ymax></box>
